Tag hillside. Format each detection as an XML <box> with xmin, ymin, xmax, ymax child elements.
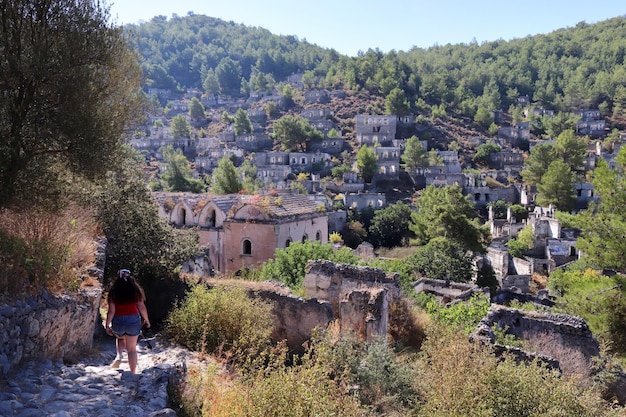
<box><xmin>129</xmin><ymin>14</ymin><xmax>626</xmax><ymax>124</ymax></box>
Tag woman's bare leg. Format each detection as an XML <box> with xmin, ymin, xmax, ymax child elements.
<box><xmin>116</xmin><ymin>337</ymin><xmax>126</xmax><ymax>359</ymax></box>
<box><xmin>125</xmin><ymin>335</ymin><xmax>140</xmax><ymax>373</ymax></box>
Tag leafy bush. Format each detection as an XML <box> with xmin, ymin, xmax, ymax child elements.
<box><xmin>164</xmin><ymin>285</ymin><xmax>274</xmax><ymax>365</ymax></box>
<box><xmin>549</xmin><ymin>268</ymin><xmax>626</xmax><ymax>356</ymax></box>
<box><xmin>421</xmin><ymin>293</ymin><xmax>491</xmax><ymax>334</ymax></box>
<box><xmin>311</xmin><ymin>328</ymin><xmax>420</xmax><ymax>415</ymax></box>
<box><xmin>259</xmin><ymin>241</ymin><xmax>357</xmax><ymax>289</ymax></box>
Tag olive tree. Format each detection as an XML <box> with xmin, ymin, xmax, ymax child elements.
<box><xmin>0</xmin><ymin>0</ymin><xmax>143</xmax><ymax>210</ymax></box>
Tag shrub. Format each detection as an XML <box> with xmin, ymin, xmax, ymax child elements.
<box><xmin>416</xmin><ymin>323</ymin><xmax>619</xmax><ymax>416</ymax></box>
<box><xmin>259</xmin><ymin>241</ymin><xmax>357</xmax><ymax>289</ymax></box>
<box><xmin>0</xmin><ymin>206</ymin><xmax>98</xmax><ymax>295</ymax></box>
<box><xmin>173</xmin><ymin>341</ymin><xmax>369</xmax><ymax>417</ymax></box>
<box><xmin>164</xmin><ymin>285</ymin><xmax>274</xmax><ymax>365</ymax></box>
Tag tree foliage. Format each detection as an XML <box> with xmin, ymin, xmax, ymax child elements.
<box><xmin>356</xmin><ymin>145</ymin><xmax>378</xmax><ymax>183</ymax></box>
<box><xmin>92</xmin><ymin>148</ymin><xmax>200</xmax><ymax>282</ymax></box>
<box><xmin>368</xmin><ymin>202</ymin><xmax>414</xmax><ymax>248</ymax></box>
<box><xmin>259</xmin><ymin>241</ymin><xmax>357</xmax><ymax>289</ymax></box>
<box><xmin>212</xmin><ymin>155</ymin><xmax>243</xmax><ymax>194</ymax></box>
<box><xmin>521</xmin><ymin>143</ymin><xmax>558</xmax><ymax>186</ymax></box>
<box><xmin>233</xmin><ymin>108</ymin><xmax>253</xmax><ymax>136</ymax></box>
<box><xmin>170</xmin><ymin>114</ymin><xmax>191</xmax><ymax>139</ymax></box>
<box><xmin>188</xmin><ymin>97</ymin><xmax>205</xmax><ymax>122</ymax></box>
<box><xmin>570</xmin><ymin>150</ymin><xmax>626</xmax><ymax>271</ymax></box>
<box><xmin>160</xmin><ymin>145</ymin><xmax>205</xmax><ymax>193</ymax></box>
<box><xmin>406</xmin><ymin>238</ymin><xmax>475</xmax><ymax>282</ymax></box>
<box><xmin>272</xmin><ymin>114</ymin><xmax>322</xmax><ymax>152</ymax></box>
<box><xmin>536</xmin><ymin>160</ymin><xmax>576</xmax><ymax>211</ymax></box>
<box><xmin>401</xmin><ymin>135</ymin><xmax>428</xmax><ymax>171</ymax></box>
<box><xmin>410</xmin><ymin>185</ymin><xmax>490</xmax><ymax>253</ymax></box>
<box><xmin>0</xmin><ymin>0</ymin><xmax>143</xmax><ymax>210</ymax></box>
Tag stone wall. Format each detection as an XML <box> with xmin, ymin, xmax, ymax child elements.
<box><xmin>0</xmin><ymin>287</ymin><xmax>102</xmax><ymax>377</ymax></box>
<box><xmin>251</xmin><ymin>290</ymin><xmax>334</xmax><ymax>354</ymax></box>
<box><xmin>474</xmin><ymin>305</ymin><xmax>600</xmax><ymax>359</ymax></box>
<box><xmin>413</xmin><ymin>278</ymin><xmax>487</xmax><ymax>305</ymax></box>
<box><xmin>0</xmin><ymin>236</ymin><xmax>106</xmax><ymax>378</ymax></box>
<box><xmin>303</xmin><ymin>260</ymin><xmax>400</xmax><ymax>314</ymax></box>
<box><xmin>303</xmin><ymin>261</ymin><xmax>400</xmax><ymax>342</ymax></box>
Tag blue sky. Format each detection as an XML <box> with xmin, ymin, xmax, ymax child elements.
<box><xmin>109</xmin><ymin>0</ymin><xmax>625</xmax><ymax>56</ymax></box>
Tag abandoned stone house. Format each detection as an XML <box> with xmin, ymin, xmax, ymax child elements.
<box><xmin>304</xmin><ymin>89</ymin><xmax>330</xmax><ymax>104</ymax></box>
<box><xmin>154</xmin><ymin>192</ymin><xmax>329</xmax><ymax>275</ymax></box>
<box><xmin>235</xmin><ymin>132</ymin><xmax>273</xmax><ymax>152</ymax></box>
<box><xmin>374</xmin><ymin>146</ymin><xmax>401</xmax><ymax>179</ymax></box>
<box><xmin>355</xmin><ymin>115</ymin><xmax>397</xmax><ymax>146</ymax></box>
<box><xmin>301</xmin><ymin>108</ymin><xmax>333</xmax><ymax>120</ymax></box>
<box><xmin>497</xmin><ymin>124</ymin><xmax>530</xmax><ymax>148</ymax></box>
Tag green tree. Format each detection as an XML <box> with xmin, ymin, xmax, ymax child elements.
<box><xmin>259</xmin><ymin>241</ymin><xmax>357</xmax><ymax>289</ymax></box>
<box><xmin>215</xmin><ymin>57</ymin><xmax>242</xmax><ymax>97</ymax></box>
<box><xmin>239</xmin><ymin>159</ymin><xmax>261</xmax><ymax>193</ymax></box>
<box><xmin>170</xmin><ymin>114</ymin><xmax>191</xmax><ymax>139</ymax></box>
<box><xmin>507</xmin><ymin>224</ymin><xmax>535</xmax><ymax>258</ymax></box>
<box><xmin>356</xmin><ymin>145</ymin><xmax>378</xmax><ymax>183</ymax></box>
<box><xmin>553</xmin><ymin>129</ymin><xmax>587</xmax><ymax>173</ymax></box>
<box><xmin>401</xmin><ymin>136</ymin><xmax>428</xmax><ymax>171</ymax></box>
<box><xmin>160</xmin><ymin>145</ymin><xmax>205</xmax><ymax>193</ymax></box>
<box><xmin>571</xmin><ymin>151</ymin><xmax>626</xmax><ymax>270</ymax></box>
<box><xmin>212</xmin><ymin>155</ymin><xmax>242</xmax><ymax>194</ymax></box>
<box><xmin>536</xmin><ymin>160</ymin><xmax>576</xmax><ymax>210</ymax></box>
<box><xmin>409</xmin><ymin>185</ymin><xmax>490</xmax><ymax>253</ymax></box>
<box><xmin>474</xmin><ymin>106</ymin><xmax>494</xmax><ymax>129</ymax></box>
<box><xmin>234</xmin><ymin>108</ymin><xmax>253</xmax><ymax>136</ymax></box>
<box><xmin>93</xmin><ymin>148</ymin><xmax>199</xmax><ymax>283</ymax></box>
<box><xmin>0</xmin><ymin>0</ymin><xmax>143</xmax><ymax>210</ymax></box>
<box><xmin>428</xmin><ymin>149</ymin><xmax>444</xmax><ymax>166</ymax></box>
<box><xmin>272</xmin><ymin>115</ymin><xmax>323</xmax><ymax>152</ymax></box>
<box><xmin>385</xmin><ymin>87</ymin><xmax>410</xmax><ymax>116</ymax></box>
<box><xmin>406</xmin><ymin>238</ymin><xmax>475</xmax><ymax>282</ymax></box>
<box><xmin>188</xmin><ymin>97</ymin><xmax>205</xmax><ymax>122</ymax></box>
<box><xmin>521</xmin><ymin>143</ymin><xmax>558</xmax><ymax>186</ymax></box>
<box><xmin>473</xmin><ymin>142</ymin><xmax>501</xmax><ymax>166</ymax></box>
<box><xmin>543</xmin><ymin>111</ymin><xmax>581</xmax><ymax>138</ymax></box>
<box><xmin>202</xmin><ymin>68</ymin><xmax>220</xmax><ymax>100</ymax></box>
<box><xmin>369</xmin><ymin>202</ymin><xmax>414</xmax><ymax>248</ymax></box>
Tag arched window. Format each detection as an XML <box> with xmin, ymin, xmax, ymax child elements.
<box><xmin>302</xmin><ymin>234</ymin><xmax>308</xmax><ymax>243</ymax></box>
<box><xmin>316</xmin><ymin>231</ymin><xmax>321</xmax><ymax>241</ymax></box>
<box><xmin>286</xmin><ymin>238</ymin><xmax>292</xmax><ymax>247</ymax></box>
<box><xmin>242</xmin><ymin>239</ymin><xmax>252</xmax><ymax>255</ymax></box>
<box><xmin>208</xmin><ymin>209</ymin><xmax>216</xmax><ymax>227</ymax></box>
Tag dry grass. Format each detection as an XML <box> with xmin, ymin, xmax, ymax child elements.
<box><xmin>523</xmin><ymin>330</ymin><xmax>595</xmax><ymax>380</ymax></box>
<box><xmin>376</xmin><ymin>246</ymin><xmax>417</xmax><ymax>259</ymax></box>
<box><xmin>0</xmin><ymin>205</ymin><xmax>101</xmax><ymax>295</ymax></box>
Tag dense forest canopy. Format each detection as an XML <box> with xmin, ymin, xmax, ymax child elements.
<box><xmin>128</xmin><ymin>14</ymin><xmax>626</xmax><ymax>120</ymax></box>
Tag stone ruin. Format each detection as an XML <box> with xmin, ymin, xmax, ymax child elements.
<box><xmin>412</xmin><ymin>277</ymin><xmax>489</xmax><ymax>305</ymax></box>
<box><xmin>471</xmin><ymin>305</ymin><xmax>626</xmax><ymax>405</ymax></box>
<box><xmin>303</xmin><ymin>260</ymin><xmax>401</xmax><ymax>343</ymax></box>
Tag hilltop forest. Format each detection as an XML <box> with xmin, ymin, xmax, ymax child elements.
<box><xmin>129</xmin><ymin>13</ymin><xmax>626</xmax><ymax>128</ymax></box>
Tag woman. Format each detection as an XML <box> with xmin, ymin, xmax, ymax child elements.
<box><xmin>105</xmin><ymin>269</ymin><xmax>151</xmax><ymax>373</ymax></box>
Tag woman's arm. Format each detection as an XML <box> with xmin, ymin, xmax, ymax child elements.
<box><xmin>105</xmin><ymin>302</ymin><xmax>116</xmax><ymax>335</ymax></box>
<box><xmin>137</xmin><ymin>300</ymin><xmax>151</xmax><ymax>328</ymax></box>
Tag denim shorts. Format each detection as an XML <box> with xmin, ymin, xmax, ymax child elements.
<box><xmin>111</xmin><ymin>314</ymin><xmax>141</xmax><ymax>338</ymax></box>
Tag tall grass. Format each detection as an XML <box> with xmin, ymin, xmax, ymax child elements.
<box><xmin>0</xmin><ymin>206</ymin><xmax>99</xmax><ymax>295</ymax></box>
<box><xmin>164</xmin><ymin>285</ymin><xmax>274</xmax><ymax>367</ymax></box>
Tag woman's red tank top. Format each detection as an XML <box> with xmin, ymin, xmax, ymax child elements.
<box><xmin>115</xmin><ymin>302</ymin><xmax>139</xmax><ymax>316</ymax></box>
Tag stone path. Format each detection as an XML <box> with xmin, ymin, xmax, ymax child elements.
<box><xmin>0</xmin><ymin>333</ymin><xmax>206</xmax><ymax>417</ymax></box>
